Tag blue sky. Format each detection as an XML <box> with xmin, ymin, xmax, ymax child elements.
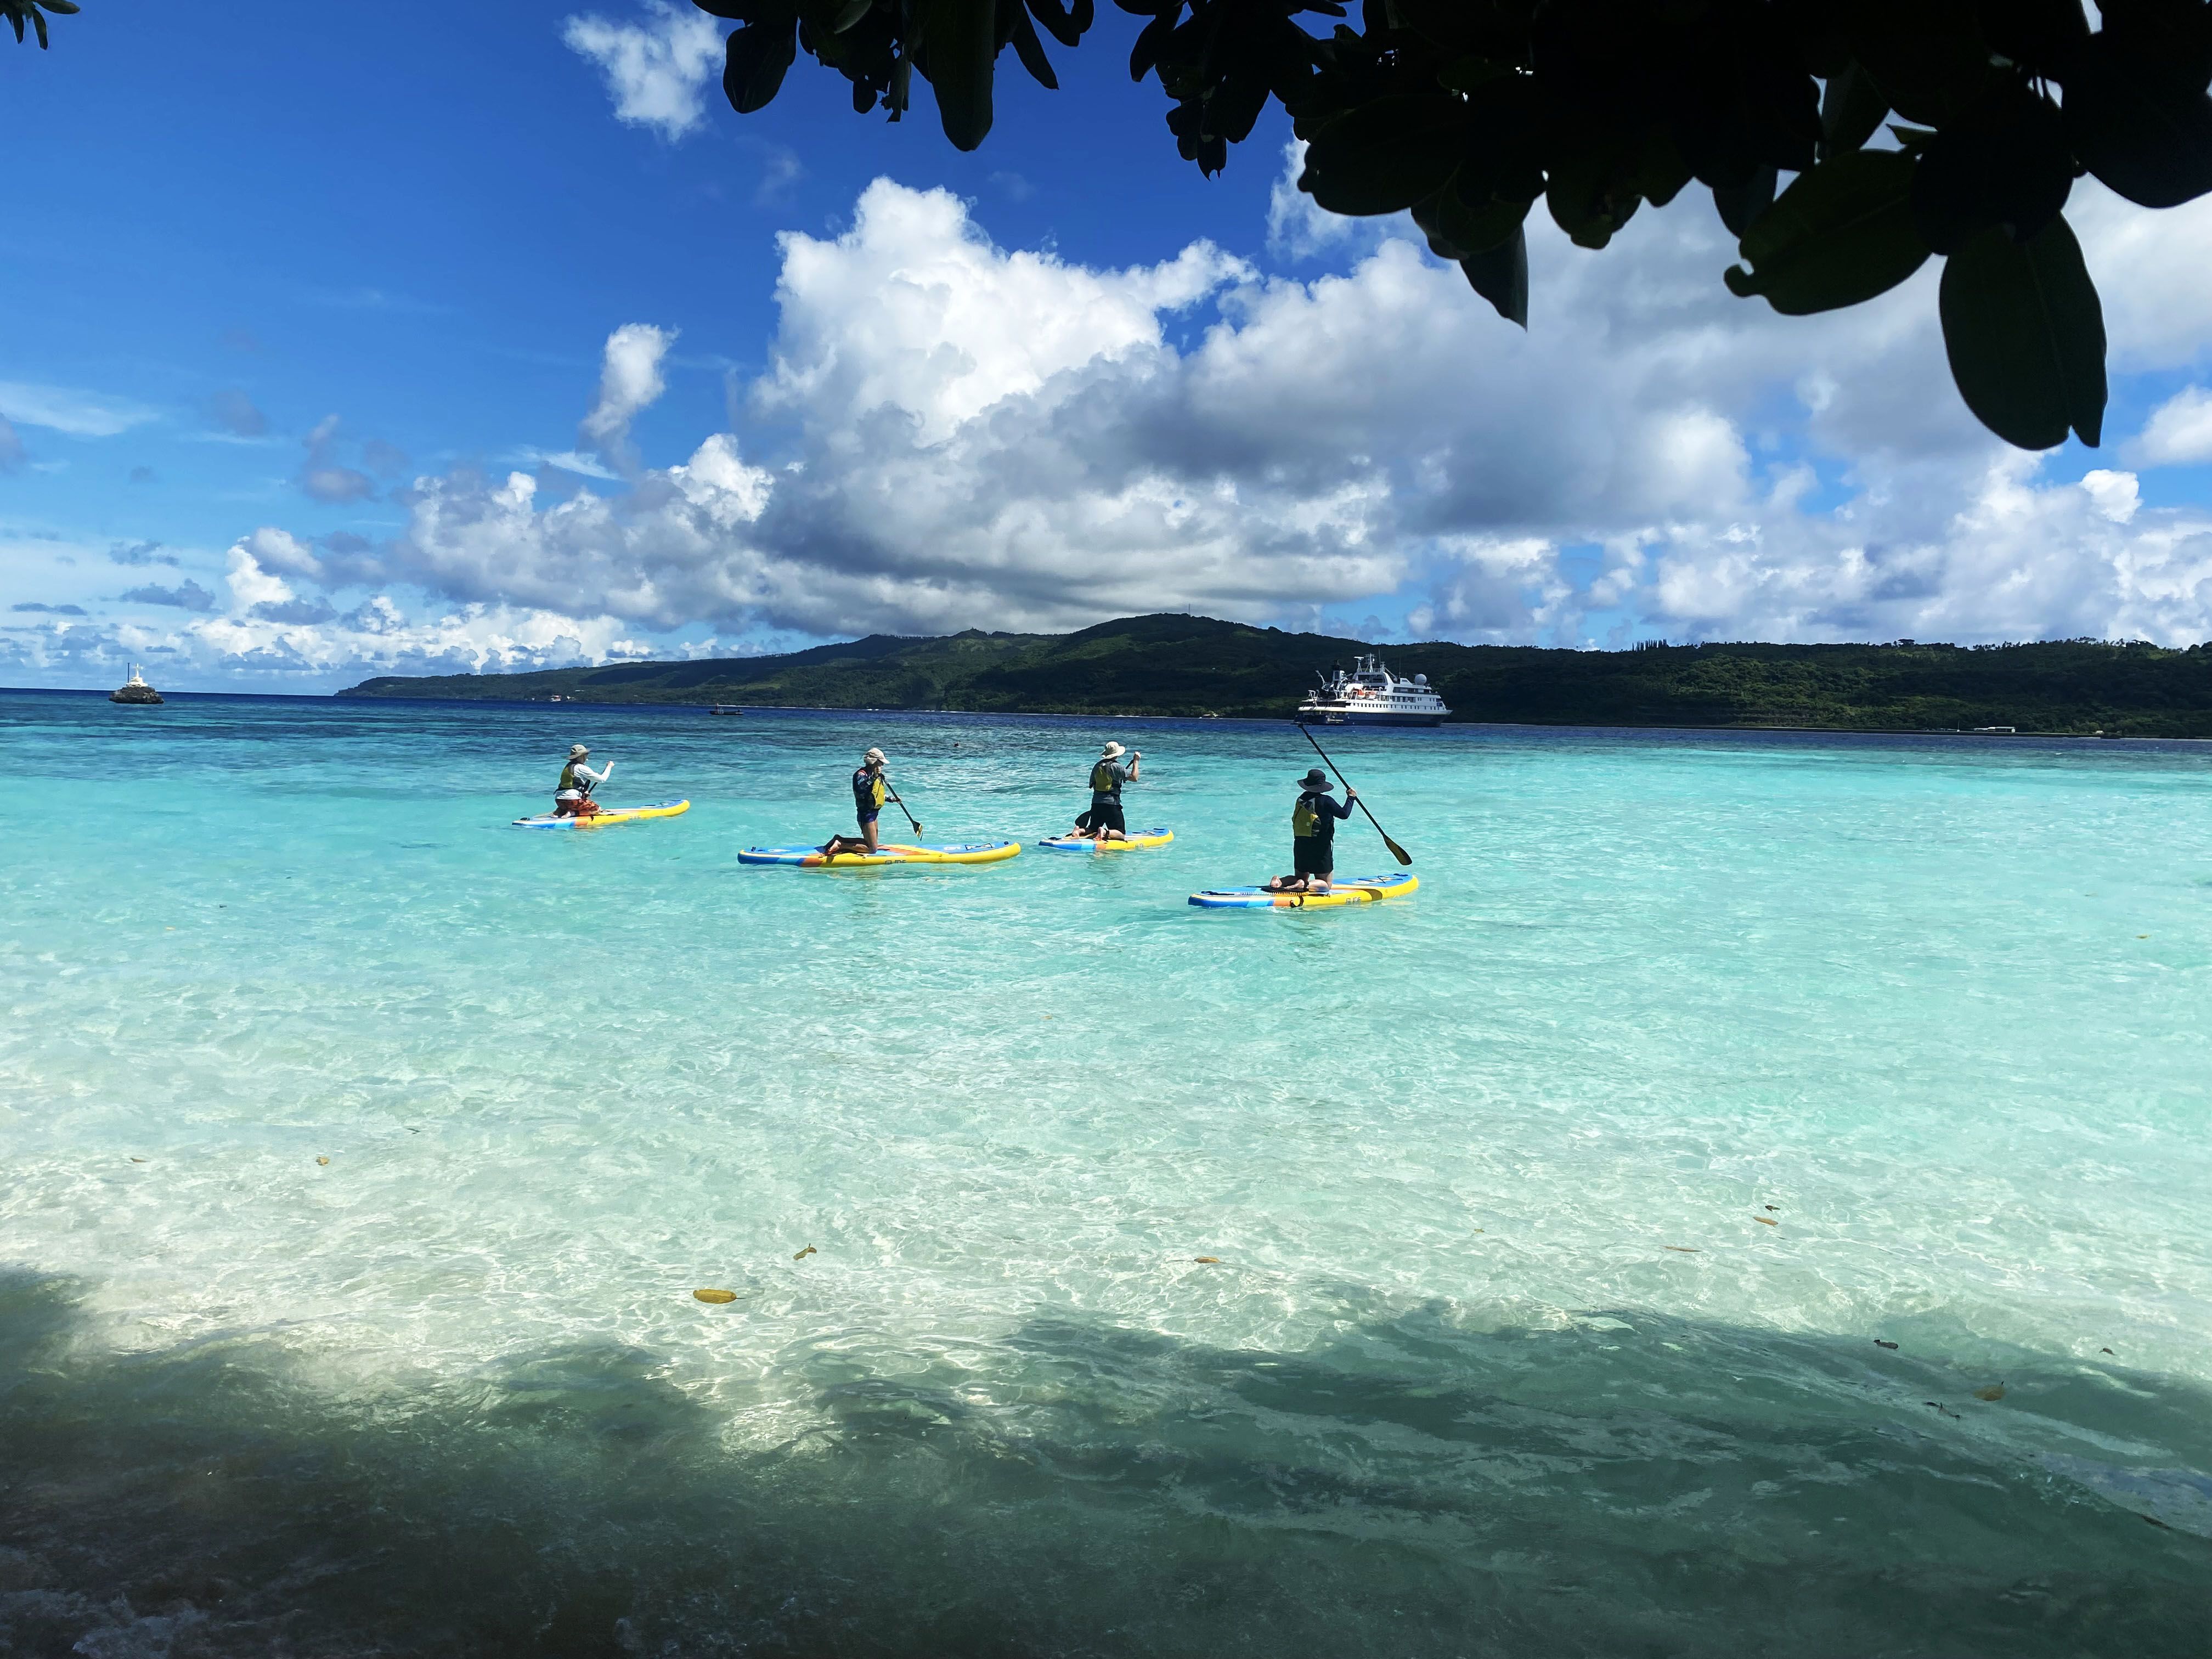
<box><xmin>5</xmin><ymin>1</ymin><xmax>2212</xmax><ymax>691</ymax></box>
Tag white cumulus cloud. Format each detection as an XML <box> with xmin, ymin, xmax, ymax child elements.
<box><xmin>579</xmin><ymin>321</ymin><xmax>677</xmax><ymax>476</ymax></box>
<box><xmin>2132</xmin><ymin>387</ymin><xmax>2212</xmax><ymax>469</ymax></box>
<box><xmin>42</xmin><ymin>162</ymin><xmax>2212</xmax><ymax>687</ymax></box>
<box><xmin>563</xmin><ymin>2</ymin><xmax>724</xmax><ymax>142</ymax></box>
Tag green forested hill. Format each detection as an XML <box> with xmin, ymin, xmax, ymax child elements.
<box><xmin>337</xmin><ymin>613</ymin><xmax>2212</xmax><ymax>737</ymax></box>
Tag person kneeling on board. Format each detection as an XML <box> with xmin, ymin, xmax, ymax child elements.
<box><xmin>1074</xmin><ymin>741</ymin><xmax>1140</xmax><ymax>842</ymax></box>
<box><xmin>821</xmin><ymin>747</ymin><xmax>890</xmax><ymax>856</ymax></box>
<box><xmin>1267</xmin><ymin>768</ymin><xmax>1356</xmax><ymax>893</ymax></box>
<box><xmin>554</xmin><ymin>744</ymin><xmax>607</xmax><ymax>818</ymax></box>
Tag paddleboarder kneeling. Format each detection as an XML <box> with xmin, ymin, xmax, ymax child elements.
<box><xmin>821</xmin><ymin>747</ymin><xmax>890</xmax><ymax>856</ymax></box>
<box><xmin>554</xmin><ymin>744</ymin><xmax>607</xmax><ymax>818</ymax></box>
<box><xmin>1267</xmin><ymin>768</ymin><xmax>1356</xmax><ymax>893</ymax></box>
<box><xmin>1074</xmin><ymin>741</ymin><xmax>1140</xmax><ymax>842</ymax></box>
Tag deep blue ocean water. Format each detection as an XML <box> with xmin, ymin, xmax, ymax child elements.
<box><xmin>3</xmin><ymin>689</ymin><xmax>2209</xmax><ymax>1655</ymax></box>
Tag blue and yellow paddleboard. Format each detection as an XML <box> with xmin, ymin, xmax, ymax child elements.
<box><xmin>512</xmin><ymin>799</ymin><xmax>690</xmax><ymax>830</ymax></box>
<box><xmin>737</xmin><ymin>840</ymin><xmax>1023</xmax><ymax>868</ymax></box>
<box><xmin>1188</xmin><ymin>872</ymin><xmax>1417</xmax><ymax>909</ymax></box>
<box><xmin>1037</xmin><ymin>827</ymin><xmax>1173</xmax><ymax>853</ymax></box>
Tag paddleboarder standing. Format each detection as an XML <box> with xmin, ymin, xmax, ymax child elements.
<box><xmin>1267</xmin><ymin>767</ymin><xmax>1356</xmax><ymax>893</ymax></box>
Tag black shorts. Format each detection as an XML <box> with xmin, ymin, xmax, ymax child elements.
<box><xmin>1086</xmin><ymin>800</ymin><xmax>1126</xmax><ymax>834</ymax></box>
<box><xmin>1293</xmin><ymin>838</ymin><xmax>1333</xmax><ymax>877</ymax></box>
<box><xmin>856</xmin><ymin>809</ymin><xmax>880</xmax><ymax>832</ymax></box>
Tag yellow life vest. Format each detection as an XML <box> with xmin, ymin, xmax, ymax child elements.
<box><xmin>1090</xmin><ymin>760</ymin><xmax>1119</xmax><ymax>794</ymax></box>
<box><xmin>1293</xmin><ymin>794</ymin><xmax>1319</xmax><ymax>838</ymax></box>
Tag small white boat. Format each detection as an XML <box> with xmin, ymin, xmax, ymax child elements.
<box><xmin>1296</xmin><ymin>654</ymin><xmax>1449</xmax><ymax>727</ymax></box>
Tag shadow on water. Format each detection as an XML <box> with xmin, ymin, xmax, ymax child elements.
<box><xmin>3</xmin><ymin>1271</ymin><xmax>2209</xmax><ymax>1658</ymax></box>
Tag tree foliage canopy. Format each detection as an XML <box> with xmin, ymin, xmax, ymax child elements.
<box><xmin>4</xmin><ymin>0</ymin><xmax>77</xmax><ymax>50</ymax></box>
<box><xmin>697</xmin><ymin>0</ymin><xmax>2212</xmax><ymax>452</ymax></box>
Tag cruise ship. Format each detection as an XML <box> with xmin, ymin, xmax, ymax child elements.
<box><xmin>1296</xmin><ymin>654</ymin><xmax>1451</xmax><ymax>726</ymax></box>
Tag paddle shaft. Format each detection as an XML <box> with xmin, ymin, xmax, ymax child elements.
<box><xmin>1296</xmin><ymin>724</ymin><xmax>1411</xmax><ymax>866</ymax></box>
<box><xmin>884</xmin><ymin>782</ymin><xmax>922</xmax><ymax>836</ymax></box>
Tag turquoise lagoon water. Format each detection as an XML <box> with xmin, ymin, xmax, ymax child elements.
<box><xmin>2</xmin><ymin>689</ymin><xmax>2210</xmax><ymax>1655</ymax></box>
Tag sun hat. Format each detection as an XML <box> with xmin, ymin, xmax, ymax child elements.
<box><xmin>864</xmin><ymin>747</ymin><xmax>886</xmax><ymax>765</ymax></box>
<box><xmin>1296</xmin><ymin>768</ymin><xmax>1334</xmax><ymax>792</ymax></box>
<box><xmin>1100</xmin><ymin>741</ymin><xmax>1126</xmax><ymax>759</ymax></box>
<box><xmin>569</xmin><ymin>744</ymin><xmax>590</xmax><ymax>759</ymax></box>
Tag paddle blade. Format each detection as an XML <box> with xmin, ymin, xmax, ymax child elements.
<box><xmin>1384</xmin><ymin>834</ymin><xmax>1412</xmax><ymax>866</ymax></box>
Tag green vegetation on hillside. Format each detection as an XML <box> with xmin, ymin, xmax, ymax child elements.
<box><xmin>338</xmin><ymin>613</ymin><xmax>2212</xmax><ymax>737</ymax></box>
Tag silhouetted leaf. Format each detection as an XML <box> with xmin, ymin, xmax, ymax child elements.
<box><xmin>1939</xmin><ymin>216</ymin><xmax>2107</xmax><ymax>449</ymax></box>
<box><xmin>2096</xmin><ymin>0</ymin><xmax>2212</xmax><ymax>89</ymax></box>
<box><xmin>1460</xmin><ymin>227</ymin><xmax>1528</xmax><ymax>327</ymax></box>
<box><xmin>1910</xmin><ymin>87</ymin><xmax>2072</xmax><ymax>252</ymax></box>
<box><xmin>1725</xmin><ymin>149</ymin><xmax>1929</xmax><ymax>313</ymax></box>
<box><xmin>919</xmin><ymin>0</ymin><xmax>998</xmax><ymax>149</ymax></box>
<box><xmin>1009</xmin><ymin>4</ymin><xmax>1058</xmax><ymax>88</ymax></box>
<box><xmin>1299</xmin><ymin>94</ymin><xmax>1469</xmax><ymax>215</ymax></box>
<box><xmin>1713</xmin><ymin>166</ymin><xmax>1776</xmax><ymax>236</ymax></box>
<box><xmin>2063</xmin><ymin>32</ymin><xmax>2212</xmax><ymax>208</ymax></box>
<box><xmin>1026</xmin><ymin>0</ymin><xmax>1085</xmax><ymax>47</ymax></box>
<box><xmin>724</xmin><ymin>15</ymin><xmax>799</xmax><ymax>112</ymax></box>
<box><xmin>1974</xmin><ymin>0</ymin><xmax>2090</xmax><ymax>77</ymax></box>
<box><xmin>1847</xmin><ymin>0</ymin><xmax>1997</xmax><ymax>127</ymax></box>
<box><xmin>1819</xmin><ymin>61</ymin><xmax>1889</xmax><ymax>159</ymax></box>
<box><xmin>1546</xmin><ymin>140</ymin><xmax>1641</xmax><ymax>249</ymax></box>
<box><xmin>1412</xmin><ymin>178</ymin><xmax>1528</xmax><ymax>258</ymax></box>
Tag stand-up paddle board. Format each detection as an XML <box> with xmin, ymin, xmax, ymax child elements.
<box><xmin>738</xmin><ymin>840</ymin><xmax>1022</xmax><ymax>868</ymax></box>
<box><xmin>1037</xmin><ymin>827</ymin><xmax>1173</xmax><ymax>853</ymax></box>
<box><xmin>1188</xmin><ymin>872</ymin><xmax>1417</xmax><ymax>909</ymax></box>
<box><xmin>512</xmin><ymin>799</ymin><xmax>690</xmax><ymax>829</ymax></box>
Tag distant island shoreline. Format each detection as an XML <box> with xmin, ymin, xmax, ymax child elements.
<box><xmin>335</xmin><ymin>612</ymin><xmax>2212</xmax><ymax>739</ymax></box>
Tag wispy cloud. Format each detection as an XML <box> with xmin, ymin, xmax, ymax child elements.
<box><xmin>0</xmin><ymin>380</ymin><xmax>158</xmax><ymax>438</ymax></box>
<box><xmin>511</xmin><ymin>447</ymin><xmax>624</xmax><ymax>482</ymax></box>
<box><xmin>300</xmin><ymin>415</ymin><xmax>377</xmax><ymax>504</ymax></box>
<box><xmin>209</xmin><ymin>388</ymin><xmax>268</xmax><ymax>438</ymax></box>
<box><xmin>118</xmin><ymin>579</ymin><xmax>217</xmax><ymax>612</ymax></box>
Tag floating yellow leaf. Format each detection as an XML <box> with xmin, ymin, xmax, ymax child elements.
<box><xmin>1974</xmin><ymin>1383</ymin><xmax>2006</xmax><ymax>1401</ymax></box>
<box><xmin>316</xmin><ymin>1156</ymin><xmax>330</xmax><ymax>1166</ymax></box>
<box><xmin>792</xmin><ymin>1244</ymin><xmax>816</xmax><ymax>1260</ymax></box>
<box><xmin>1664</xmin><ymin>1245</ymin><xmax>1699</xmax><ymax>1253</ymax></box>
<box><xmin>1192</xmin><ymin>1256</ymin><xmax>1221</xmax><ymax>1263</ymax></box>
<box><xmin>1754</xmin><ymin>1215</ymin><xmax>1778</xmax><ymax>1226</ymax></box>
<box><xmin>693</xmin><ymin>1288</ymin><xmax>737</xmax><ymax>1305</ymax></box>
<box><xmin>129</xmin><ymin>1157</ymin><xmax>147</xmax><ymax>1164</ymax></box>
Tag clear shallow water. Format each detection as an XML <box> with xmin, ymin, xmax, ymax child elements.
<box><xmin>3</xmin><ymin>689</ymin><xmax>2210</xmax><ymax>1656</ymax></box>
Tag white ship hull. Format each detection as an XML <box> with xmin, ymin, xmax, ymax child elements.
<box><xmin>1301</xmin><ymin>704</ymin><xmax>1447</xmax><ymax>727</ymax></box>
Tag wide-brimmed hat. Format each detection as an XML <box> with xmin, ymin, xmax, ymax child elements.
<box><xmin>1100</xmin><ymin>741</ymin><xmax>1126</xmax><ymax>759</ymax></box>
<box><xmin>568</xmin><ymin>744</ymin><xmax>590</xmax><ymax>759</ymax></box>
<box><xmin>863</xmin><ymin>747</ymin><xmax>887</xmax><ymax>765</ymax></box>
<box><xmin>1296</xmin><ymin>768</ymin><xmax>1334</xmax><ymax>792</ymax></box>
